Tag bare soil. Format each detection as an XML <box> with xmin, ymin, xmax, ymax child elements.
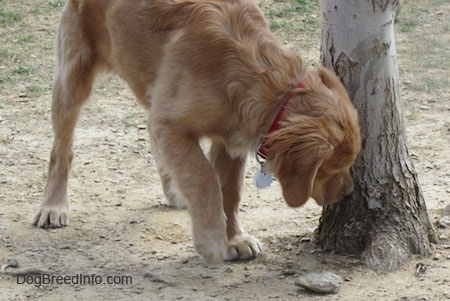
<box><xmin>0</xmin><ymin>0</ymin><xmax>449</xmax><ymax>300</ymax></box>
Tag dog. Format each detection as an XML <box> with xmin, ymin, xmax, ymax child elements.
<box><xmin>33</xmin><ymin>0</ymin><xmax>361</xmax><ymax>263</ymax></box>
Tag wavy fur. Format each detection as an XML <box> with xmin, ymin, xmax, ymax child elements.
<box><xmin>34</xmin><ymin>0</ymin><xmax>360</xmax><ymax>263</ymax></box>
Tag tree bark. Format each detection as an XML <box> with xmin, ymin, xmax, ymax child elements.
<box><xmin>316</xmin><ymin>0</ymin><xmax>436</xmax><ymax>271</ymax></box>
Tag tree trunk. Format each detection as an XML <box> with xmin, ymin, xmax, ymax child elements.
<box><xmin>316</xmin><ymin>0</ymin><xmax>436</xmax><ymax>271</ymax></box>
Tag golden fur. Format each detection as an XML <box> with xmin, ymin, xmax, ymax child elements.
<box><xmin>33</xmin><ymin>0</ymin><xmax>361</xmax><ymax>263</ymax></box>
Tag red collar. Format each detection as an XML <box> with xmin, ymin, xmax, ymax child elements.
<box><xmin>257</xmin><ymin>81</ymin><xmax>305</xmax><ymax>160</ymax></box>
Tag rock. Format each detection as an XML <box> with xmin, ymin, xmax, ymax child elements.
<box><xmin>443</xmin><ymin>204</ymin><xmax>450</xmax><ymax>216</ymax></box>
<box><xmin>7</xmin><ymin>259</ymin><xmax>19</xmax><ymax>268</ymax></box>
<box><xmin>295</xmin><ymin>271</ymin><xmax>343</xmax><ymax>294</ymax></box>
<box><xmin>437</xmin><ymin>216</ymin><xmax>450</xmax><ymax>228</ymax></box>
<box><xmin>433</xmin><ymin>253</ymin><xmax>441</xmax><ymax>260</ymax></box>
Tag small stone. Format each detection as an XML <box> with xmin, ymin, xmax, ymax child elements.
<box><xmin>433</xmin><ymin>253</ymin><xmax>441</xmax><ymax>260</ymax></box>
<box><xmin>437</xmin><ymin>216</ymin><xmax>450</xmax><ymax>228</ymax></box>
<box><xmin>7</xmin><ymin>259</ymin><xmax>19</xmax><ymax>268</ymax></box>
<box><xmin>295</xmin><ymin>271</ymin><xmax>343</xmax><ymax>294</ymax></box>
<box><xmin>282</xmin><ymin>269</ymin><xmax>296</xmax><ymax>276</ymax></box>
<box><xmin>443</xmin><ymin>205</ymin><xmax>450</xmax><ymax>216</ymax></box>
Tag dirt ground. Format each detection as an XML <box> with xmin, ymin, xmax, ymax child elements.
<box><xmin>0</xmin><ymin>0</ymin><xmax>449</xmax><ymax>300</ymax></box>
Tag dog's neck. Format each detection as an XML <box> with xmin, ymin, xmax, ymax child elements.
<box><xmin>257</xmin><ymin>81</ymin><xmax>305</xmax><ymax>160</ymax></box>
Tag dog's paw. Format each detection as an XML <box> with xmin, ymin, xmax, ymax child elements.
<box><xmin>165</xmin><ymin>196</ymin><xmax>188</xmax><ymax>209</ymax></box>
<box><xmin>193</xmin><ymin>222</ymin><xmax>227</xmax><ymax>264</ymax></box>
<box><xmin>195</xmin><ymin>232</ymin><xmax>228</xmax><ymax>264</ymax></box>
<box><xmin>32</xmin><ymin>205</ymin><xmax>68</xmax><ymax>228</ymax></box>
<box><xmin>226</xmin><ymin>235</ymin><xmax>263</xmax><ymax>261</ymax></box>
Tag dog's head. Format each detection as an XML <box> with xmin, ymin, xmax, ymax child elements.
<box><xmin>265</xmin><ymin>67</ymin><xmax>361</xmax><ymax>207</ymax></box>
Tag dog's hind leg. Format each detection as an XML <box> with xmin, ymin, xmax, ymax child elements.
<box><xmin>33</xmin><ymin>9</ymin><xmax>98</xmax><ymax>228</ymax></box>
<box><xmin>209</xmin><ymin>142</ymin><xmax>263</xmax><ymax>261</ymax></box>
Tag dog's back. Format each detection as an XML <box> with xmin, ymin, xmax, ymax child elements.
<box><xmin>60</xmin><ymin>0</ymin><xmax>302</xmax><ymax>108</ymax></box>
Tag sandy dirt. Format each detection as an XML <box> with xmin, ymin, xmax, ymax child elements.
<box><xmin>0</xmin><ymin>0</ymin><xmax>449</xmax><ymax>300</ymax></box>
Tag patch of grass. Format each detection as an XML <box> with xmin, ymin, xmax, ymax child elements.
<box><xmin>295</xmin><ymin>0</ymin><xmax>316</xmax><ymax>14</ymax></box>
<box><xmin>0</xmin><ymin>48</ymin><xmax>10</xmax><ymax>60</ymax></box>
<box><xmin>12</xmin><ymin>66</ymin><xmax>31</xmax><ymax>75</ymax></box>
<box><xmin>263</xmin><ymin>0</ymin><xmax>319</xmax><ymax>33</ymax></box>
<box><xmin>410</xmin><ymin>77</ymin><xmax>449</xmax><ymax>94</ymax></box>
<box><xmin>0</xmin><ymin>49</ymin><xmax>19</xmax><ymax>65</ymax></box>
<box><xmin>27</xmin><ymin>85</ymin><xmax>47</xmax><ymax>94</ymax></box>
<box><xmin>396</xmin><ymin>0</ymin><xmax>449</xmax><ymax>98</ymax></box>
<box><xmin>0</xmin><ymin>10</ymin><xmax>22</xmax><ymax>26</ymax></box>
<box><xmin>17</xmin><ymin>34</ymin><xmax>36</xmax><ymax>45</ymax></box>
<box><xmin>43</xmin><ymin>43</ymin><xmax>54</xmax><ymax>51</ymax></box>
<box><xmin>399</xmin><ymin>18</ymin><xmax>419</xmax><ymax>33</ymax></box>
<box><xmin>48</xmin><ymin>0</ymin><xmax>65</xmax><ymax>8</ymax></box>
<box><xmin>29</xmin><ymin>0</ymin><xmax>64</xmax><ymax>14</ymax></box>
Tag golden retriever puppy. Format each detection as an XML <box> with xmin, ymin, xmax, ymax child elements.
<box><xmin>33</xmin><ymin>0</ymin><xmax>361</xmax><ymax>263</ymax></box>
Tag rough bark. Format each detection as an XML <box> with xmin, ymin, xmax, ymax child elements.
<box><xmin>316</xmin><ymin>0</ymin><xmax>436</xmax><ymax>271</ymax></box>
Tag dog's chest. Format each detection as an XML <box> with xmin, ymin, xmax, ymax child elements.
<box><xmin>222</xmin><ymin>130</ymin><xmax>259</xmax><ymax>158</ymax></box>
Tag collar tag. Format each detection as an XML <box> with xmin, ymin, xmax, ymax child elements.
<box><xmin>254</xmin><ymin>160</ymin><xmax>272</xmax><ymax>188</ymax></box>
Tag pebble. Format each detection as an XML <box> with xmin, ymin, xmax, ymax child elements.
<box><xmin>295</xmin><ymin>271</ymin><xmax>343</xmax><ymax>294</ymax></box>
<box><xmin>437</xmin><ymin>216</ymin><xmax>450</xmax><ymax>228</ymax></box>
<box><xmin>7</xmin><ymin>258</ymin><xmax>19</xmax><ymax>268</ymax></box>
<box><xmin>443</xmin><ymin>204</ymin><xmax>450</xmax><ymax>216</ymax></box>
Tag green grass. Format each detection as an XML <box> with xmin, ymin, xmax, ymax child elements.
<box><xmin>410</xmin><ymin>77</ymin><xmax>449</xmax><ymax>94</ymax></box>
<box><xmin>262</xmin><ymin>0</ymin><xmax>319</xmax><ymax>33</ymax></box>
<box><xmin>399</xmin><ymin>18</ymin><xmax>419</xmax><ymax>33</ymax></box>
<box><xmin>12</xmin><ymin>66</ymin><xmax>31</xmax><ymax>75</ymax></box>
<box><xmin>395</xmin><ymin>0</ymin><xmax>449</xmax><ymax>95</ymax></box>
<box><xmin>27</xmin><ymin>85</ymin><xmax>47</xmax><ymax>94</ymax></box>
<box><xmin>0</xmin><ymin>10</ymin><xmax>22</xmax><ymax>26</ymax></box>
<box><xmin>47</xmin><ymin>0</ymin><xmax>65</xmax><ymax>8</ymax></box>
<box><xmin>17</xmin><ymin>34</ymin><xmax>36</xmax><ymax>45</ymax></box>
<box><xmin>29</xmin><ymin>0</ymin><xmax>65</xmax><ymax>14</ymax></box>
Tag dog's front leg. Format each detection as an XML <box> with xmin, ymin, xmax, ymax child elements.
<box><xmin>150</xmin><ymin>126</ymin><xmax>227</xmax><ymax>263</ymax></box>
<box><xmin>209</xmin><ymin>141</ymin><xmax>263</xmax><ymax>261</ymax></box>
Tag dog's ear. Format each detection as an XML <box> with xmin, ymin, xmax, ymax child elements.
<box><xmin>266</xmin><ymin>117</ymin><xmax>333</xmax><ymax>207</ymax></box>
<box><xmin>278</xmin><ymin>142</ymin><xmax>332</xmax><ymax>208</ymax></box>
<box><xmin>316</xmin><ymin>66</ymin><xmax>335</xmax><ymax>90</ymax></box>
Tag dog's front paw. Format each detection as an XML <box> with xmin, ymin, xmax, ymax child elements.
<box><xmin>194</xmin><ymin>231</ymin><xmax>228</xmax><ymax>264</ymax></box>
<box><xmin>192</xmin><ymin>221</ymin><xmax>228</xmax><ymax>264</ymax></box>
<box><xmin>226</xmin><ymin>235</ymin><xmax>263</xmax><ymax>261</ymax></box>
<box><xmin>32</xmin><ymin>205</ymin><xmax>68</xmax><ymax>228</ymax></box>
<box><xmin>196</xmin><ymin>242</ymin><xmax>227</xmax><ymax>264</ymax></box>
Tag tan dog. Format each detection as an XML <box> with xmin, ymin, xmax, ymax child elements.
<box><xmin>33</xmin><ymin>0</ymin><xmax>361</xmax><ymax>263</ymax></box>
